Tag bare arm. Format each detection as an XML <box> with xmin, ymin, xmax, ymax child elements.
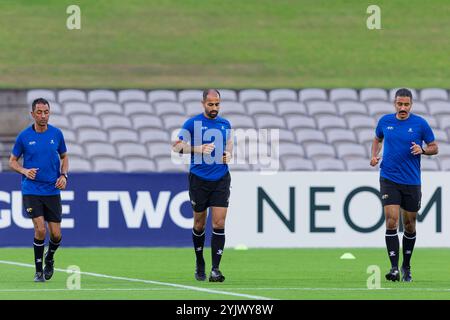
<box><xmin>370</xmin><ymin>137</ymin><xmax>383</xmax><ymax>167</ymax></box>
<box><xmin>423</xmin><ymin>141</ymin><xmax>438</xmax><ymax>156</ymax></box>
<box><xmin>9</xmin><ymin>154</ymin><xmax>38</xmax><ymax>179</ymax></box>
<box><xmin>172</xmin><ymin>140</ymin><xmax>214</xmax><ymax>155</ymax></box>
<box><xmin>222</xmin><ymin>137</ymin><xmax>233</xmax><ymax>164</ymax></box>
<box><xmin>55</xmin><ymin>153</ymin><xmax>69</xmax><ymax>190</ymax></box>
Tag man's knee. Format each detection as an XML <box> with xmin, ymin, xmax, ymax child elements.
<box><xmin>212</xmin><ymin>218</ymin><xmax>226</xmax><ymax>229</ymax></box>
<box><xmin>35</xmin><ymin>226</ymin><xmax>46</xmax><ymax>239</ymax></box>
<box><xmin>403</xmin><ymin>220</ymin><xmax>416</xmax><ymax>233</ymax></box>
<box><xmin>385</xmin><ymin>217</ymin><xmax>398</xmax><ymax>229</ymax></box>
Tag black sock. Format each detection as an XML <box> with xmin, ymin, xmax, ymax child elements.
<box><xmin>192</xmin><ymin>228</ymin><xmax>205</xmax><ymax>270</ymax></box>
<box><xmin>33</xmin><ymin>238</ymin><xmax>45</xmax><ymax>272</ymax></box>
<box><xmin>385</xmin><ymin>229</ymin><xmax>399</xmax><ymax>269</ymax></box>
<box><xmin>402</xmin><ymin>231</ymin><xmax>416</xmax><ymax>269</ymax></box>
<box><xmin>46</xmin><ymin>237</ymin><xmax>61</xmax><ymax>261</ymax></box>
<box><xmin>211</xmin><ymin>228</ymin><xmax>225</xmax><ymax>270</ymax></box>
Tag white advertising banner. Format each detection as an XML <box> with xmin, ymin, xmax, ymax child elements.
<box><xmin>227</xmin><ymin>172</ymin><xmax>447</xmax><ymax>247</ymax></box>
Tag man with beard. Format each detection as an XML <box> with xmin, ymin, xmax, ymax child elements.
<box><xmin>172</xmin><ymin>89</ymin><xmax>232</xmax><ymax>282</ymax></box>
<box><xmin>370</xmin><ymin>88</ymin><xmax>438</xmax><ymax>282</ymax></box>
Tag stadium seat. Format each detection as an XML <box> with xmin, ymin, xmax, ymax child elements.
<box><xmin>316</xmin><ymin>115</ymin><xmax>347</xmax><ymax>130</ymax></box>
<box><xmin>346</xmin><ymin>115</ymin><xmax>376</xmax><ymax>130</ymax></box>
<box><xmin>132</xmin><ymin>114</ymin><xmax>164</xmax><ymax>130</ymax></box>
<box><xmin>277</xmin><ymin>129</ymin><xmax>296</xmax><ymax>143</ymax></box>
<box><xmin>439</xmin><ymin>158</ymin><xmax>450</xmax><ymax>171</ymax></box>
<box><xmin>279</xmin><ymin>142</ymin><xmax>305</xmax><ymax>158</ymax></box>
<box><xmin>336</xmin><ymin>101</ymin><xmax>367</xmax><ymax>116</ymax></box>
<box><xmin>77</xmin><ymin>128</ymin><xmax>108</xmax><ymax>144</ymax></box>
<box><xmin>185</xmin><ymin>101</ymin><xmax>203</xmax><ymax>117</ymax></box>
<box><xmin>254</xmin><ymin>115</ymin><xmax>286</xmax><ymax>128</ymax></box>
<box><xmin>70</xmin><ymin>157</ymin><xmax>92</xmax><ymax>172</ymax></box>
<box><xmin>61</xmin><ymin>129</ymin><xmax>76</xmax><ymax>143</ymax></box>
<box><xmin>58</xmin><ymin>90</ymin><xmax>86</xmax><ymax>103</ymax></box>
<box><xmin>432</xmin><ymin>129</ymin><xmax>448</xmax><ymax>143</ymax></box>
<box><xmin>438</xmin><ymin>115</ymin><xmax>450</xmax><ymax>130</ymax></box>
<box><xmin>269</xmin><ymin>89</ymin><xmax>297</xmax><ymax>102</ymax></box>
<box><xmin>421</xmin><ymin>157</ymin><xmax>439</xmax><ymax>171</ymax></box>
<box><xmin>123</xmin><ymin>102</ymin><xmax>154</xmax><ymax>116</ymax></box>
<box><xmin>219</xmin><ymin>101</ymin><xmax>247</xmax><ymax>116</ymax></box>
<box><xmin>367</xmin><ymin>101</ymin><xmax>394</xmax><ymax>117</ymax></box>
<box><xmin>154</xmin><ymin>101</ymin><xmax>185</xmax><ymax>116</ymax></box>
<box><xmin>27</xmin><ymin>90</ymin><xmax>56</xmax><ymax>104</ymax></box>
<box><xmin>325</xmin><ymin>128</ymin><xmax>357</xmax><ymax>144</ymax></box>
<box><xmin>49</xmin><ymin>115</ymin><xmax>71</xmax><ymax>130</ymax></box>
<box><xmin>71</xmin><ymin>115</ymin><xmax>101</xmax><ymax>130</ymax></box>
<box><xmin>162</xmin><ymin>115</ymin><xmax>188</xmax><ymax>131</ymax></box>
<box><xmin>148</xmin><ymin>90</ymin><xmax>177</xmax><ymax>103</ymax></box>
<box><xmin>359</xmin><ymin>88</ymin><xmax>388</xmax><ymax>102</ymax></box>
<box><xmin>86</xmin><ymin>142</ymin><xmax>117</xmax><ymax>158</ymax></box>
<box><xmin>178</xmin><ymin>90</ymin><xmax>203</xmax><ymax>103</ymax></box>
<box><xmin>295</xmin><ymin>129</ymin><xmax>326</xmax><ymax>144</ymax></box>
<box><xmin>87</xmin><ymin>90</ymin><xmax>117</xmax><ymax>103</ymax></box>
<box><xmin>329</xmin><ymin>88</ymin><xmax>358</xmax><ymax>101</ymax></box>
<box><xmin>49</xmin><ymin>102</ymin><xmax>63</xmax><ymax>114</ymax></box>
<box><xmin>282</xmin><ymin>157</ymin><xmax>315</xmax><ymax>171</ymax></box>
<box><xmin>101</xmin><ymin>114</ymin><xmax>133</xmax><ymax>130</ymax></box>
<box><xmin>356</xmin><ymin>128</ymin><xmax>376</xmax><ymax>144</ymax></box>
<box><xmin>118</xmin><ymin>90</ymin><xmax>147</xmax><ymax>103</ymax></box>
<box><xmin>217</xmin><ymin>89</ymin><xmax>238</xmax><ymax>101</ymax></box>
<box><xmin>436</xmin><ymin>143</ymin><xmax>450</xmax><ymax>159</ymax></box>
<box><xmin>412</xmin><ymin>102</ymin><xmax>429</xmax><ymax>115</ymax></box>
<box><xmin>117</xmin><ymin>142</ymin><xmax>149</xmax><ymax>158</ymax></box>
<box><xmin>93</xmin><ymin>157</ymin><xmax>125</xmax><ymax>172</ymax></box>
<box><xmin>63</xmin><ymin>102</ymin><xmax>93</xmax><ymax>116</ymax></box>
<box><xmin>305</xmin><ymin>101</ymin><xmax>337</xmax><ymax>116</ymax></box>
<box><xmin>65</xmin><ymin>143</ymin><xmax>85</xmax><ymax>158</ymax></box>
<box><xmin>276</xmin><ymin>101</ymin><xmax>307</xmax><ymax>116</ymax></box>
<box><xmin>239</xmin><ymin>89</ymin><xmax>268</xmax><ymax>103</ymax></box>
<box><xmin>124</xmin><ymin>157</ymin><xmax>156</xmax><ymax>172</ymax></box>
<box><xmin>420</xmin><ymin>88</ymin><xmax>449</xmax><ymax>101</ymax></box>
<box><xmin>93</xmin><ymin>102</ymin><xmax>123</xmax><ymax>116</ymax></box>
<box><xmin>304</xmin><ymin>143</ymin><xmax>336</xmax><ymax>159</ymax></box>
<box><xmin>109</xmin><ymin>128</ymin><xmax>139</xmax><ymax>144</ymax></box>
<box><xmin>346</xmin><ymin>158</ymin><xmax>376</xmax><ymax>171</ymax></box>
<box><xmin>336</xmin><ymin>143</ymin><xmax>367</xmax><ymax>159</ymax></box>
<box><xmin>225</xmin><ymin>115</ymin><xmax>255</xmax><ymax>129</ymax></box>
<box><xmin>228</xmin><ymin>162</ymin><xmax>252</xmax><ymax>171</ymax></box>
<box><xmin>286</xmin><ymin>115</ymin><xmax>316</xmax><ymax>130</ymax></box>
<box><xmin>299</xmin><ymin>88</ymin><xmax>327</xmax><ymax>102</ymax></box>
<box><xmin>315</xmin><ymin>158</ymin><xmax>346</xmax><ymax>171</ymax></box>
<box><xmin>155</xmin><ymin>157</ymin><xmax>188</xmax><ymax>172</ymax></box>
<box><xmin>148</xmin><ymin>142</ymin><xmax>171</xmax><ymax>159</ymax></box>
<box><xmin>140</xmin><ymin>128</ymin><xmax>170</xmax><ymax>143</ymax></box>
<box><xmin>427</xmin><ymin>101</ymin><xmax>450</xmax><ymax>116</ymax></box>
<box><xmin>246</xmin><ymin>101</ymin><xmax>277</xmax><ymax>116</ymax></box>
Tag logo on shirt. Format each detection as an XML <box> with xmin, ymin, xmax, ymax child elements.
<box><xmin>201</xmin><ymin>126</ymin><xmax>208</xmax><ymax>130</ymax></box>
<box><xmin>408</xmin><ymin>128</ymin><xmax>413</xmax><ymax>133</ymax></box>
<box><xmin>387</xmin><ymin>126</ymin><xmax>394</xmax><ymax>130</ymax></box>
<box><xmin>221</xmin><ymin>126</ymin><xmax>225</xmax><ymax>130</ymax></box>
<box><xmin>28</xmin><ymin>141</ymin><xmax>36</xmax><ymax>145</ymax></box>
<box><xmin>50</xmin><ymin>139</ymin><xmax>55</xmax><ymax>144</ymax></box>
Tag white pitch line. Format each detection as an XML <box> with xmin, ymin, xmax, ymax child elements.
<box><xmin>0</xmin><ymin>260</ymin><xmax>273</xmax><ymax>300</ymax></box>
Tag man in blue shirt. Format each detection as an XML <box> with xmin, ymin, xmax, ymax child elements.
<box><xmin>9</xmin><ymin>98</ymin><xmax>69</xmax><ymax>282</ymax></box>
<box><xmin>172</xmin><ymin>89</ymin><xmax>232</xmax><ymax>282</ymax></box>
<box><xmin>370</xmin><ymin>88</ymin><xmax>438</xmax><ymax>282</ymax></box>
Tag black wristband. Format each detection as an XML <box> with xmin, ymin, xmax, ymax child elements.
<box><xmin>421</xmin><ymin>147</ymin><xmax>426</xmax><ymax>155</ymax></box>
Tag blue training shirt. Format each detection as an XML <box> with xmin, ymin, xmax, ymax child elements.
<box><xmin>12</xmin><ymin>124</ymin><xmax>67</xmax><ymax>195</ymax></box>
<box><xmin>375</xmin><ymin>113</ymin><xmax>435</xmax><ymax>185</ymax></box>
<box><xmin>178</xmin><ymin>113</ymin><xmax>231</xmax><ymax>181</ymax></box>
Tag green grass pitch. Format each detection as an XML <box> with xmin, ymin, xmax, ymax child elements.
<box><xmin>0</xmin><ymin>248</ymin><xmax>449</xmax><ymax>300</ymax></box>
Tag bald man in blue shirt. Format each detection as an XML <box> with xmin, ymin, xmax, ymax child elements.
<box><xmin>370</xmin><ymin>88</ymin><xmax>438</xmax><ymax>282</ymax></box>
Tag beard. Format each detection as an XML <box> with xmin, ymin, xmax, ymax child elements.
<box><xmin>208</xmin><ymin>110</ymin><xmax>218</xmax><ymax>118</ymax></box>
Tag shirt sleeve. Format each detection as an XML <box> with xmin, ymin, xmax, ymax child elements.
<box><xmin>177</xmin><ymin>119</ymin><xmax>193</xmax><ymax>144</ymax></box>
<box><xmin>11</xmin><ymin>134</ymin><xmax>23</xmax><ymax>158</ymax></box>
<box><xmin>375</xmin><ymin>118</ymin><xmax>384</xmax><ymax>140</ymax></box>
<box><xmin>422</xmin><ymin>119</ymin><xmax>435</xmax><ymax>144</ymax></box>
<box><xmin>58</xmin><ymin>130</ymin><xmax>67</xmax><ymax>155</ymax></box>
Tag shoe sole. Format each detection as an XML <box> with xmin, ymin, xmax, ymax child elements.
<box><xmin>209</xmin><ymin>277</ymin><xmax>225</xmax><ymax>283</ymax></box>
<box><xmin>195</xmin><ymin>274</ymin><xmax>206</xmax><ymax>281</ymax></box>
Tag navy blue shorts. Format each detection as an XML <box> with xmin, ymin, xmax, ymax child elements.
<box><xmin>23</xmin><ymin>195</ymin><xmax>62</xmax><ymax>223</ymax></box>
<box><xmin>380</xmin><ymin>177</ymin><xmax>421</xmax><ymax>212</ymax></box>
<box><xmin>188</xmin><ymin>172</ymin><xmax>231</xmax><ymax>212</ymax></box>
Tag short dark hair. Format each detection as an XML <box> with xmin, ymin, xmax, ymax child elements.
<box><xmin>32</xmin><ymin>98</ymin><xmax>50</xmax><ymax>111</ymax></box>
<box><xmin>394</xmin><ymin>88</ymin><xmax>413</xmax><ymax>101</ymax></box>
<box><xmin>202</xmin><ymin>89</ymin><xmax>220</xmax><ymax>101</ymax></box>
